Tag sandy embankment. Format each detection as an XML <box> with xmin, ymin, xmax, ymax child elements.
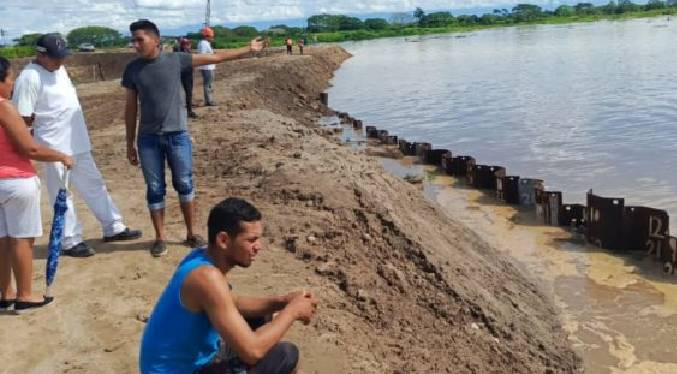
<box><xmin>0</xmin><ymin>46</ymin><xmax>581</xmax><ymax>373</ymax></box>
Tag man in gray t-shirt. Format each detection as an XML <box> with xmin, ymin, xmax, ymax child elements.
<box><xmin>122</xmin><ymin>52</ymin><xmax>192</xmax><ymax>135</ymax></box>
<box><xmin>122</xmin><ymin>19</ymin><xmax>264</xmax><ymax>257</ymax></box>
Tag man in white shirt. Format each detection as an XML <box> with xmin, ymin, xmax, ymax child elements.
<box><xmin>13</xmin><ymin>33</ymin><xmax>142</xmax><ymax>257</ymax></box>
<box><xmin>197</xmin><ymin>27</ymin><xmax>216</xmax><ymax>106</ymax></box>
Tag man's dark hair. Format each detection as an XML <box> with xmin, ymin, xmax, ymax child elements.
<box><xmin>130</xmin><ymin>19</ymin><xmax>160</xmax><ymax>37</ymax></box>
<box><xmin>208</xmin><ymin>198</ymin><xmax>262</xmax><ymax>244</ymax></box>
<box><xmin>0</xmin><ymin>57</ymin><xmax>10</xmax><ymax>83</ymax></box>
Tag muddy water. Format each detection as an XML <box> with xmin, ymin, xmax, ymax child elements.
<box><xmin>376</xmin><ymin>155</ymin><xmax>677</xmax><ymax>374</ymax></box>
<box><xmin>327</xmin><ymin>17</ymin><xmax>677</xmax><ymax>235</ymax></box>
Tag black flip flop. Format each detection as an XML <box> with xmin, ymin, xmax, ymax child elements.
<box><xmin>14</xmin><ymin>296</ymin><xmax>54</xmax><ymax>315</ymax></box>
<box><xmin>0</xmin><ymin>298</ymin><xmax>16</xmax><ymax>310</ymax></box>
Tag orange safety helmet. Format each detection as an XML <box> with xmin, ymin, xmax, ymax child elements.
<box><xmin>201</xmin><ymin>27</ymin><xmax>214</xmax><ymax>37</ymax></box>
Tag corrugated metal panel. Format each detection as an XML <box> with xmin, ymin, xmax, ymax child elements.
<box><xmin>451</xmin><ymin>156</ymin><xmax>474</xmax><ymax>177</ymax></box>
<box><xmin>586</xmin><ymin>192</ymin><xmax>625</xmax><ymax>250</ymax></box>
<box><xmin>497</xmin><ymin>176</ymin><xmax>520</xmax><ymax>204</ymax></box>
<box><xmin>622</xmin><ymin>206</ymin><xmax>669</xmax><ymax>252</ymax></box>
<box><xmin>423</xmin><ymin>149</ymin><xmax>450</xmax><ymax>166</ymax></box>
<box><xmin>518</xmin><ymin>178</ymin><xmax>544</xmax><ymax>206</ymax></box>
<box><xmin>415</xmin><ymin>143</ymin><xmax>432</xmax><ymax>160</ymax></box>
<box><xmin>559</xmin><ymin>204</ymin><xmax>585</xmax><ymax>227</ymax></box>
<box><xmin>441</xmin><ymin>153</ymin><xmax>454</xmax><ymax>175</ymax></box>
<box><xmin>472</xmin><ymin>165</ymin><xmax>506</xmax><ymax>190</ymax></box>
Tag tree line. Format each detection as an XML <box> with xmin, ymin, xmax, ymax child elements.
<box><xmin>306</xmin><ymin>1</ymin><xmax>677</xmax><ymax>31</ymax></box>
<box><xmin>3</xmin><ymin>0</ymin><xmax>677</xmax><ymax>58</ymax></box>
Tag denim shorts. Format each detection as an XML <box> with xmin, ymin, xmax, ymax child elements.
<box><xmin>138</xmin><ymin>131</ymin><xmax>194</xmax><ymax>211</ymax></box>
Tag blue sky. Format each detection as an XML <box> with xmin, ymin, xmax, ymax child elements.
<box><xmin>0</xmin><ymin>0</ymin><xmax>613</xmax><ymax>42</ymax></box>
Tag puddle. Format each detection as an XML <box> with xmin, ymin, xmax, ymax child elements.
<box><xmin>320</xmin><ymin>115</ymin><xmax>367</xmax><ymax>149</ymax></box>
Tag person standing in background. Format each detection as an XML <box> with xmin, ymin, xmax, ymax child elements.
<box><xmin>297</xmin><ymin>38</ymin><xmax>304</xmax><ymax>55</ymax></box>
<box><xmin>178</xmin><ymin>36</ymin><xmax>198</xmax><ymax>119</ymax></box>
<box><xmin>285</xmin><ymin>37</ymin><xmax>293</xmax><ymax>55</ymax></box>
<box><xmin>197</xmin><ymin>28</ymin><xmax>216</xmax><ymax>107</ymax></box>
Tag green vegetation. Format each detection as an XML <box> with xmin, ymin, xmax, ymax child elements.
<box><xmin>1</xmin><ymin>26</ymin><xmax>125</xmax><ymax>59</ymax></box>
<box><xmin>66</xmin><ymin>26</ymin><xmax>126</xmax><ymax>48</ymax></box>
<box><xmin>0</xmin><ymin>46</ymin><xmax>35</xmax><ymax>59</ymax></box>
<box><xmin>289</xmin><ymin>2</ymin><xmax>677</xmax><ymax>44</ymax></box>
<box><xmin>3</xmin><ymin>0</ymin><xmax>677</xmax><ymax>60</ymax></box>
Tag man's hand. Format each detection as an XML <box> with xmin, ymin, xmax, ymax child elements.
<box><xmin>250</xmin><ymin>37</ymin><xmax>265</xmax><ymax>53</ymax></box>
<box><xmin>283</xmin><ymin>289</ymin><xmax>312</xmax><ymax>304</ymax></box>
<box><xmin>61</xmin><ymin>155</ymin><xmax>75</xmax><ymax>169</ymax></box>
<box><xmin>287</xmin><ymin>291</ymin><xmax>317</xmax><ymax>325</ymax></box>
<box><xmin>127</xmin><ymin>145</ymin><xmax>139</xmax><ymax>166</ymax></box>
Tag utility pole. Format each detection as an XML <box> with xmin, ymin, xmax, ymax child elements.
<box><xmin>0</xmin><ymin>29</ymin><xmax>5</xmax><ymax>47</ymax></box>
<box><xmin>204</xmin><ymin>0</ymin><xmax>211</xmax><ymax>27</ymax></box>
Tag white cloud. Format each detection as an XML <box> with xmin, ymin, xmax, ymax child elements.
<box><xmin>0</xmin><ymin>0</ymin><xmax>572</xmax><ymax>42</ymax></box>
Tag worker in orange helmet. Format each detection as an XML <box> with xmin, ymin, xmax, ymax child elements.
<box><xmin>198</xmin><ymin>27</ymin><xmax>216</xmax><ymax>106</ymax></box>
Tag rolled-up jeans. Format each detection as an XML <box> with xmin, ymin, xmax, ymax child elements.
<box><xmin>137</xmin><ymin>131</ymin><xmax>194</xmax><ymax>211</ymax></box>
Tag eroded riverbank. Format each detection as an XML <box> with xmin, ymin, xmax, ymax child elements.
<box><xmin>365</xmin><ymin>146</ymin><xmax>677</xmax><ymax>374</ymax></box>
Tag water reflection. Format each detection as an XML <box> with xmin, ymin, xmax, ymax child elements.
<box><xmin>328</xmin><ymin>17</ymin><xmax>677</xmax><ymax>233</ymax></box>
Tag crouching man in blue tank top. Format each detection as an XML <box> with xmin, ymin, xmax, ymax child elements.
<box><xmin>139</xmin><ymin>197</ymin><xmax>317</xmax><ymax>374</ymax></box>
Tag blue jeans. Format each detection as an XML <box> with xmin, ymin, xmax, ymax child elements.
<box><xmin>138</xmin><ymin>131</ymin><xmax>194</xmax><ymax>211</ymax></box>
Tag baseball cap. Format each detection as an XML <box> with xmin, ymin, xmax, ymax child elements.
<box><xmin>36</xmin><ymin>33</ymin><xmax>70</xmax><ymax>59</ymax></box>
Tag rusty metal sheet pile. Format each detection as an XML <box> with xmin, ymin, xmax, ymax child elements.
<box><xmin>415</xmin><ymin>142</ymin><xmax>432</xmax><ymax>159</ymax></box>
<box><xmin>339</xmin><ymin>118</ymin><xmax>677</xmax><ymax>273</ymax></box>
<box><xmin>586</xmin><ymin>193</ymin><xmax>625</xmax><ymax>250</ymax></box>
<box><xmin>384</xmin><ymin>135</ymin><xmax>398</xmax><ymax>144</ymax></box>
<box><xmin>441</xmin><ymin>153</ymin><xmax>454</xmax><ymax>175</ymax></box>
<box><xmin>423</xmin><ymin>149</ymin><xmax>450</xmax><ymax>166</ymax></box>
<box><xmin>518</xmin><ymin>178</ymin><xmax>544</xmax><ymax>206</ymax></box>
<box><xmin>471</xmin><ymin>165</ymin><xmax>506</xmax><ymax>190</ymax></box>
<box><xmin>559</xmin><ymin>204</ymin><xmax>585</xmax><ymax>227</ymax></box>
<box><xmin>536</xmin><ymin>190</ymin><xmax>562</xmax><ymax>226</ymax></box>
<box><xmin>622</xmin><ymin>206</ymin><xmax>669</xmax><ymax>252</ymax></box>
<box><xmin>497</xmin><ymin>176</ymin><xmax>520</xmax><ymax>204</ymax></box>
<box><xmin>365</xmin><ymin>126</ymin><xmax>378</xmax><ymax>138</ymax></box>
<box><xmin>450</xmin><ymin>156</ymin><xmax>474</xmax><ymax>177</ymax></box>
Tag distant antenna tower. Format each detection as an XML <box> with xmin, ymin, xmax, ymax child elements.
<box><xmin>204</xmin><ymin>0</ymin><xmax>211</xmax><ymax>27</ymax></box>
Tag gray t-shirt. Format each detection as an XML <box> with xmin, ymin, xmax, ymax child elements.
<box><xmin>122</xmin><ymin>52</ymin><xmax>192</xmax><ymax>135</ymax></box>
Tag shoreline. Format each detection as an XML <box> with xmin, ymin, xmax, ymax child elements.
<box><xmin>330</xmin><ymin>112</ymin><xmax>677</xmax><ymax>372</ymax></box>
<box><xmin>0</xmin><ymin>46</ymin><xmax>580</xmax><ymax>373</ymax></box>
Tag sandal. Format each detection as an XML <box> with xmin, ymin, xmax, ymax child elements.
<box><xmin>184</xmin><ymin>235</ymin><xmax>206</xmax><ymax>248</ymax></box>
<box><xmin>150</xmin><ymin>240</ymin><xmax>167</xmax><ymax>257</ymax></box>
<box><xmin>0</xmin><ymin>298</ymin><xmax>16</xmax><ymax>310</ymax></box>
<box><xmin>14</xmin><ymin>296</ymin><xmax>54</xmax><ymax>315</ymax></box>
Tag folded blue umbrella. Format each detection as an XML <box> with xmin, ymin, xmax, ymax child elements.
<box><xmin>45</xmin><ymin>171</ymin><xmax>69</xmax><ymax>298</ymax></box>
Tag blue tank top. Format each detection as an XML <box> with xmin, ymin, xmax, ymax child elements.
<box><xmin>139</xmin><ymin>248</ymin><xmax>221</xmax><ymax>373</ymax></box>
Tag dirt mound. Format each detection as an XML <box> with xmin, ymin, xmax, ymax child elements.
<box><xmin>186</xmin><ymin>46</ymin><xmax>582</xmax><ymax>373</ymax></box>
